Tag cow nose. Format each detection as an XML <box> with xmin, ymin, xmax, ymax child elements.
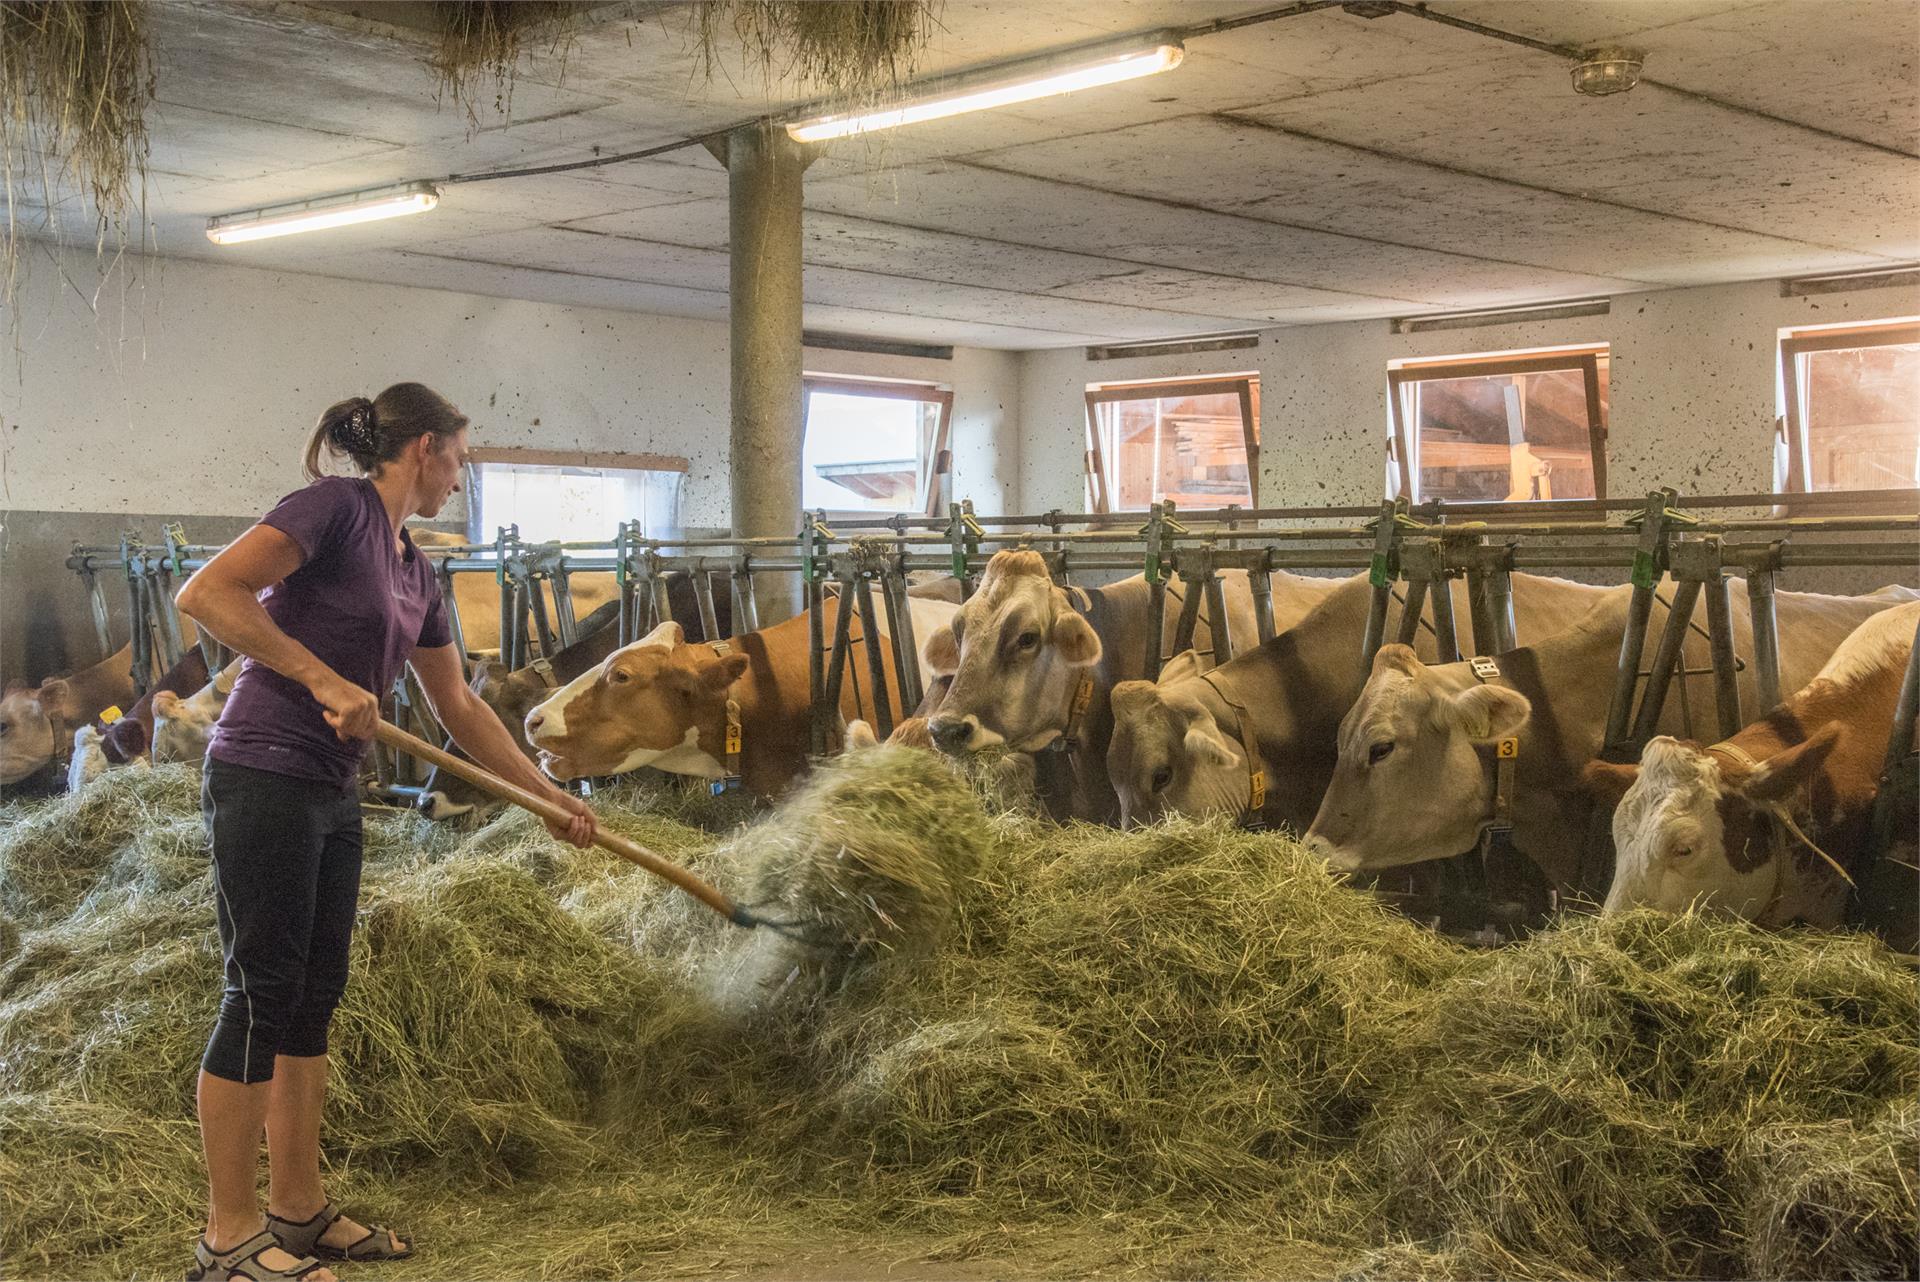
<box><xmin>929</xmin><ymin>716</ymin><xmax>970</xmax><ymax>753</ymax></box>
<box><xmin>524</xmin><ymin>710</ymin><xmax>545</xmax><ymax>737</ymax></box>
<box><xmin>416</xmin><ymin>790</ymin><xmax>441</xmax><ymax>815</ymax></box>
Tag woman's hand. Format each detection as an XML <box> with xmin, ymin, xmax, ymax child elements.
<box><xmin>313</xmin><ymin>676</ymin><xmax>381</xmax><ymax>742</ymax></box>
<box><xmin>543</xmin><ymin>786</ymin><xmax>598</xmax><ymax>848</ymax></box>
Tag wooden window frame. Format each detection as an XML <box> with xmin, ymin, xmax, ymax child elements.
<box><xmin>1387</xmin><ymin>348</ymin><xmax>1608</xmax><ymax>506</ymax></box>
<box><xmin>1777</xmin><ymin>321</ymin><xmax>1920</xmax><ymax>497</ymax></box>
<box><xmin>1082</xmin><ymin>374</ymin><xmax>1261</xmax><ymax>514</ymax></box>
<box><xmin>801</xmin><ymin>376</ymin><xmax>956</xmax><ymax>518</ymax></box>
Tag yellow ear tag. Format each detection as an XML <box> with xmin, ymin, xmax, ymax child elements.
<box><xmin>1496</xmin><ymin>737</ymin><xmax>1519</xmax><ymax>760</ymax></box>
<box><xmin>725</xmin><ymin>723</ymin><xmax>742</xmax><ymax>755</ymax></box>
<box><xmin>1249</xmin><ymin>768</ymin><xmax>1267</xmax><ymax>810</ymax></box>
<box><xmin>99</xmin><ymin>706</ymin><xmax>123</xmax><ymax>725</ymax></box>
<box><xmin>1071</xmin><ymin>678</ymin><xmax>1094</xmax><ymax>715</ymax></box>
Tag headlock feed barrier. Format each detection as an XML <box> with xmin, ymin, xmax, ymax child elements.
<box><xmin>68</xmin><ymin>485</ymin><xmax>1919</xmax><ymax>939</ymax></box>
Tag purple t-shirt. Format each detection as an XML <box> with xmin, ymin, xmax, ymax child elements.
<box><xmin>209</xmin><ymin>476</ymin><xmax>451</xmax><ymax>784</ymax></box>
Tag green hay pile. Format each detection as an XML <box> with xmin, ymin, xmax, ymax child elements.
<box><xmin>1</xmin><ymin>758</ymin><xmax>1915</xmax><ymax>1281</ymax></box>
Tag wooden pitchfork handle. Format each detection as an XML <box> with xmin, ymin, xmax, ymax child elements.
<box><xmin>371</xmin><ymin>720</ymin><xmax>763</xmax><ymax>929</ymax></box>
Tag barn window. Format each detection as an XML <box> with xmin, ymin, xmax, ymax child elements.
<box><xmin>1777</xmin><ymin>320</ymin><xmax>1920</xmax><ymax>495</ymax></box>
<box><xmin>467</xmin><ymin>449</ymin><xmax>687</xmax><ymax>542</ymax></box>
<box><xmin>1387</xmin><ymin>346</ymin><xmax>1609</xmax><ymax>504</ymax></box>
<box><xmin>801</xmin><ymin>376</ymin><xmax>955</xmax><ymax>517</ymax></box>
<box><xmin>1083</xmin><ymin>374</ymin><xmax>1259</xmax><ymax>513</ymax></box>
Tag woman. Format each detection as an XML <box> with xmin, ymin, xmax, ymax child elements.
<box><xmin>176</xmin><ymin>383</ymin><xmax>597</xmax><ymax>1281</ymax></box>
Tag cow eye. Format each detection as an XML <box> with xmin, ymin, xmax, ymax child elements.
<box><xmin>609</xmin><ymin>668</ymin><xmax>631</xmax><ymax>685</ymax></box>
<box><xmin>1669</xmin><ymin>842</ymin><xmax>1695</xmax><ymax>860</ymax></box>
<box><xmin>1017</xmin><ymin>631</ymin><xmax>1039</xmax><ymax>650</ymax></box>
<box><xmin>1151</xmin><ymin>766</ymin><xmax>1173</xmax><ymax>792</ymax></box>
<box><xmin>1368</xmin><ymin>741</ymin><xmax>1395</xmax><ymax>765</ymax></box>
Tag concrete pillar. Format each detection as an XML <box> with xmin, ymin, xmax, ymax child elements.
<box><xmin>715</xmin><ymin>122</ymin><xmax>815</xmax><ymax>624</ymax></box>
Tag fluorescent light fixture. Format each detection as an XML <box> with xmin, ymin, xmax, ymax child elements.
<box><xmin>206</xmin><ymin>181</ymin><xmax>440</xmax><ymax>245</ymax></box>
<box><xmin>787</xmin><ymin>35</ymin><xmax>1184</xmax><ymax>143</ymax></box>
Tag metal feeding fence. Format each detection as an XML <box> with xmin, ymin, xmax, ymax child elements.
<box><xmin>69</xmin><ymin>487</ymin><xmax>1919</xmax><ymax>937</ymax></box>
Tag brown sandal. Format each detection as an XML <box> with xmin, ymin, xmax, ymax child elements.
<box><xmin>186</xmin><ymin>1229</ymin><xmax>327</xmax><ymax>1281</ymax></box>
<box><xmin>267</xmin><ymin>1201</ymin><xmax>412</xmax><ymax>1263</ymax></box>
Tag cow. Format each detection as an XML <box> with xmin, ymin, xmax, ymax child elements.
<box><xmin>151</xmin><ymin>658</ymin><xmax>245</xmax><ymax>765</ymax></box>
<box><xmin>1</xmin><ymin>642</ymin><xmax>140</xmax><ymax>788</ymax></box>
<box><xmin>1585</xmin><ymin>602</ymin><xmax>1918</xmax><ymax>944</ymax></box>
<box><xmin>918</xmin><ymin>550</ymin><xmax>1323</xmax><ymax>822</ymax></box>
<box><xmin>417</xmin><ymin>579</ymin><xmax>964</xmax><ymax>818</ymax></box>
<box><xmin>1106</xmin><ymin>572</ymin><xmax>1611</xmax><ymax>831</ymax></box>
<box><xmin>1304</xmin><ymin>582</ymin><xmax>1916</xmax><ymax>898</ymax></box>
<box><xmin>525</xmin><ymin>593</ymin><xmax>959</xmax><ymax>798</ymax></box>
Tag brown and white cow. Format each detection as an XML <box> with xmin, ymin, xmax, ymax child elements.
<box><xmin>1305</xmin><ymin>583</ymin><xmax>1915</xmax><ymax>894</ymax></box>
<box><xmin>1106</xmin><ymin>572</ymin><xmax>1610</xmax><ymax>830</ymax></box>
<box><xmin>1586</xmin><ymin>601</ymin><xmax>1918</xmax><ymax>937</ymax></box>
<box><xmin>1</xmin><ymin>643</ymin><xmax>141</xmax><ymax>786</ymax></box>
<box><xmin>919</xmin><ymin>550</ymin><xmax>1323</xmax><ymax>822</ymax></box>
<box><xmin>524</xmin><ymin>593</ymin><xmax>958</xmax><ymax>798</ymax></box>
<box><xmin>151</xmin><ymin>658</ymin><xmax>245</xmax><ymax>765</ymax></box>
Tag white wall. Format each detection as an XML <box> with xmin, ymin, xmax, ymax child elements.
<box><xmin>0</xmin><ymin>248</ymin><xmax>1020</xmax><ymax>527</ymax></box>
<box><xmin>1016</xmin><ymin>278</ymin><xmax>1920</xmax><ymax>515</ymax></box>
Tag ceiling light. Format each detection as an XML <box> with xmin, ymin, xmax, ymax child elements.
<box><xmin>205</xmin><ymin>181</ymin><xmax>440</xmax><ymax>245</ymax></box>
<box><xmin>787</xmin><ymin>35</ymin><xmax>1184</xmax><ymax>144</ymax></box>
<box><xmin>1570</xmin><ymin>46</ymin><xmax>1644</xmax><ymax>97</ymax></box>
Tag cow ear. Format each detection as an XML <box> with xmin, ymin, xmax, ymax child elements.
<box><xmin>1052</xmin><ymin>611</ymin><xmax>1102</xmax><ymax>666</ymax></box>
<box><xmin>152</xmin><ymin>690</ymin><xmax>182</xmax><ymax>716</ymax></box>
<box><xmin>1581</xmin><ymin>759</ymin><xmax>1641</xmax><ymax>806</ymax></box>
<box><xmin>1449</xmin><ymin>683</ymin><xmax>1530</xmax><ymax>743</ymax></box>
<box><xmin>1110</xmin><ymin>680</ymin><xmax>1159</xmax><ymax>720</ymax></box>
<box><xmin>639</xmin><ymin>620</ymin><xmax>684</xmax><ymax>649</ymax></box>
<box><xmin>1371</xmin><ymin>643</ymin><xmax>1422</xmax><ymax>676</ymax></box>
<box><xmin>1182</xmin><ymin>719</ymin><xmax>1241</xmax><ymax>769</ymax></box>
<box><xmin>702</xmin><ymin>652</ymin><xmax>750</xmax><ymax>691</ymax></box>
<box><xmin>1159</xmin><ymin>649</ymin><xmax>1202</xmax><ymax>686</ymax></box>
<box><xmin>1738</xmin><ymin>723</ymin><xmax>1844</xmax><ymax>804</ymax></box>
<box><xmin>922</xmin><ymin>624</ymin><xmax>960</xmax><ymax>675</ymax></box>
<box><xmin>845</xmin><ymin>719</ymin><xmax>880</xmax><ymax>751</ymax></box>
<box><xmin>36</xmin><ymin>678</ymin><xmax>71</xmax><ymax>719</ymax></box>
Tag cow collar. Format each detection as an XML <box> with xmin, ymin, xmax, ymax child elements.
<box><xmin>1704</xmin><ymin>740</ymin><xmax>1855</xmax><ymax>894</ymax></box>
<box><xmin>1198</xmin><ymin>671</ymin><xmax>1267</xmax><ymax>830</ymax></box>
<box><xmin>707</xmin><ymin>639</ymin><xmax>745</xmax><ymax>794</ymax></box>
<box><xmin>1469</xmin><ymin>656</ymin><xmax>1521</xmax><ymax>855</ymax></box>
<box><xmin>528</xmin><ymin>657</ymin><xmax>558</xmax><ymax>689</ymax></box>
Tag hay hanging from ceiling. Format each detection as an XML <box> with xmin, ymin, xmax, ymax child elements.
<box><xmin>697</xmin><ymin>1</ymin><xmax>939</xmax><ymax>106</ymax></box>
<box><xmin>426</xmin><ymin>1</ymin><xmax>597</xmax><ymax>126</ymax></box>
<box><xmin>0</xmin><ymin>1</ymin><xmax>156</xmax><ymax>304</ymax></box>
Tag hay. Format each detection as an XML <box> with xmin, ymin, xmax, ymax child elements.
<box><xmin>0</xmin><ymin>0</ymin><xmax>155</xmax><ymax>305</ymax></box>
<box><xmin>1</xmin><ymin>762</ymin><xmax>1916</xmax><ymax>1280</ymax></box>
<box><xmin>696</xmin><ymin>1</ymin><xmax>938</xmax><ymax>105</ymax></box>
<box><xmin>426</xmin><ymin>1</ymin><xmax>596</xmax><ymax>126</ymax></box>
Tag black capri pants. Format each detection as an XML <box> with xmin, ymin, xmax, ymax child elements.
<box><xmin>201</xmin><ymin>757</ymin><xmax>363</xmax><ymax>1084</ymax></box>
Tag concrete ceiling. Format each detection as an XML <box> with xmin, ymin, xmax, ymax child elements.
<box><xmin>16</xmin><ymin>0</ymin><xmax>1920</xmax><ymax>349</ymax></box>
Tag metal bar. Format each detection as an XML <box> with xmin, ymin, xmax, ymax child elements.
<box><xmin>883</xmin><ymin>568</ymin><xmax>925</xmax><ymax>714</ymax></box>
<box><xmin>438</xmin><ymin>563</ymin><xmax>469</xmax><ymax>660</ymax></box>
<box><xmin>735</xmin><ymin>569</ymin><xmax>761</xmax><ymax>636</ymax></box>
<box><xmin>1144</xmin><ymin>578</ymin><xmax>1168</xmax><ymax>678</ymax></box>
<box><xmin>1171</xmin><ymin>571</ymin><xmax>1206</xmax><ymax>657</ymax></box>
<box><xmin>1861</xmin><ymin>618</ymin><xmax>1920</xmax><ymax>882</ymax></box>
<box><xmin>1249</xmin><ymin>565</ymin><xmax>1276</xmax><ymax>646</ymax></box>
<box><xmin>1361</xmin><ymin>584</ymin><xmax>1391</xmax><ymax>666</ymax></box>
<box><xmin>649</xmin><ymin>576</ymin><xmax>673</xmax><ymax>637</ymax></box>
<box><xmin>821</xmin><ymin>576</ymin><xmax>855</xmax><ymax>739</ymax></box>
<box><xmin>525</xmin><ymin>577</ymin><xmax>556</xmax><ymax>659</ymax></box>
<box><xmin>855</xmin><ymin>577</ymin><xmax>895</xmax><ymax>740</ymax></box>
<box><xmin>1702</xmin><ymin>573</ymin><xmax>1744</xmax><ymax>739</ymax></box>
<box><xmin>549</xmin><ymin>568</ymin><xmax>579</xmax><ymax>650</ymax></box>
<box><xmin>1394</xmin><ymin>578</ymin><xmax>1429</xmax><ymax>646</ymax></box>
<box><xmin>82</xmin><ymin>569</ymin><xmax>113</xmax><ymax>660</ymax></box>
<box><xmin>1485</xmin><ymin>569</ymin><xmax>1517</xmax><ymax>653</ymax></box>
<box><xmin>808</xmin><ymin>576</ymin><xmax>827</xmax><ymax>756</ymax></box>
<box><xmin>127</xmin><ymin>565</ymin><xmax>154</xmax><ymax>697</ymax></box>
<box><xmin>1429</xmin><ymin>575</ymin><xmax>1460</xmax><ymax>663</ymax></box>
<box><xmin>1204</xmin><ymin>569</ymin><xmax>1234</xmax><ymax>665</ymax></box>
<box><xmin>1601</xmin><ymin>586</ymin><xmax>1661</xmax><ymax>752</ymax></box>
<box><xmin>1628</xmin><ymin>579</ymin><xmax>1704</xmax><ymax>745</ymax></box>
<box><xmin>1747</xmin><ymin>567</ymin><xmax>1783</xmax><ymax>713</ymax></box>
<box><xmin>692</xmin><ymin>571</ymin><xmax>722</xmax><ymax>642</ymax></box>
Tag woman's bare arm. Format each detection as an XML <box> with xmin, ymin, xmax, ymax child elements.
<box><xmin>175</xmin><ymin>525</ymin><xmax>380</xmax><ymax>740</ymax></box>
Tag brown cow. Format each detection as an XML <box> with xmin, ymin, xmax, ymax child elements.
<box><xmin>1587</xmin><ymin>601</ymin><xmax>1918</xmax><ymax>943</ymax></box>
<box><xmin>1</xmin><ymin>643</ymin><xmax>141</xmax><ymax>786</ymax></box>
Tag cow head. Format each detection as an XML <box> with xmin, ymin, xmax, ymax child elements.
<box><xmin>524</xmin><ymin>621</ymin><xmax>750</xmax><ymax>781</ymax></box>
<box><xmin>0</xmin><ymin>679</ymin><xmax>68</xmax><ymax>784</ymax></box>
<box><xmin>1306</xmin><ymin>644</ymin><xmax>1530</xmax><ymax>871</ymax></box>
<box><xmin>922</xmin><ymin>551</ymin><xmax>1102</xmax><ymax>756</ymax></box>
<box><xmin>151</xmin><ymin>660</ymin><xmax>241</xmax><ymax>766</ymax></box>
<box><xmin>1107</xmin><ymin>653</ymin><xmax>1246</xmax><ymax>828</ymax></box>
<box><xmin>1587</xmin><ymin>727</ymin><xmax>1842</xmax><ymax>918</ymax></box>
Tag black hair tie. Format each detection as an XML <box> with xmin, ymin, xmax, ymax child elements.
<box><xmin>332</xmin><ymin>400</ymin><xmax>378</xmax><ymax>455</ymax></box>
